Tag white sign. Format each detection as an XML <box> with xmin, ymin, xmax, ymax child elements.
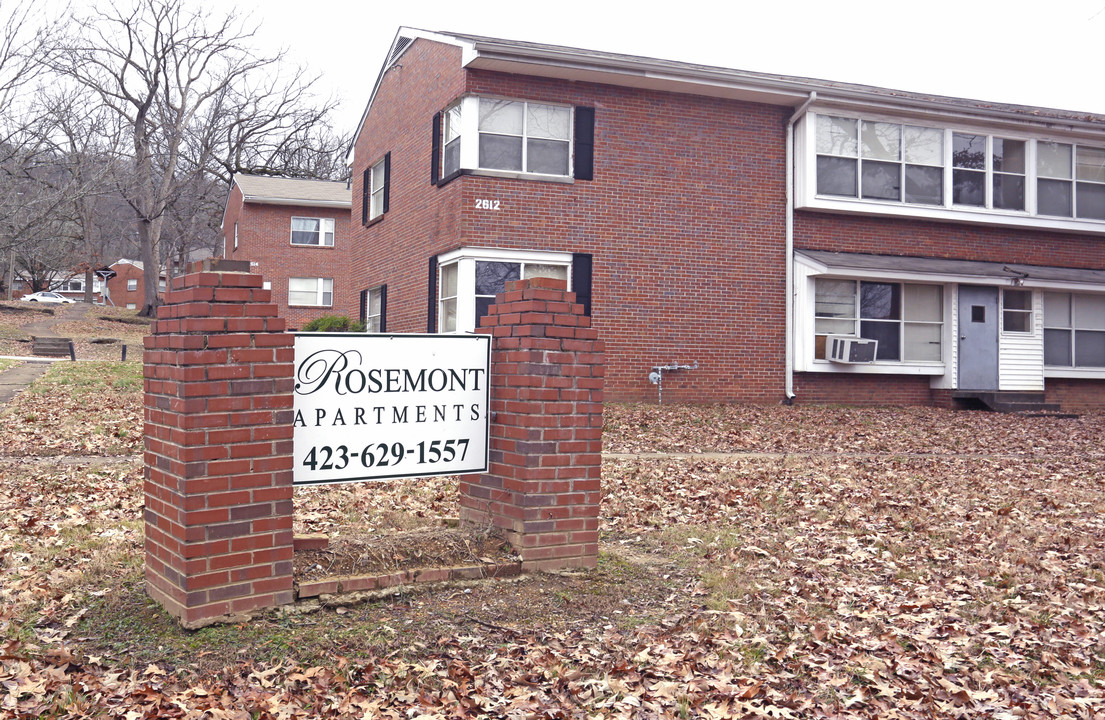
<box><xmin>292</xmin><ymin>334</ymin><xmax>490</xmax><ymax>486</ymax></box>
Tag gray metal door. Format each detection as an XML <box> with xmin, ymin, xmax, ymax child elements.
<box><xmin>958</xmin><ymin>285</ymin><xmax>999</xmax><ymax>390</ymax></box>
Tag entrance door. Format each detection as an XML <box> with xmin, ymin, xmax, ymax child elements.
<box><xmin>957</xmin><ymin>285</ymin><xmax>999</xmax><ymax>390</ymax></box>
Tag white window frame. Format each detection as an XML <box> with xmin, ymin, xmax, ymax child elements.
<box><xmin>1043</xmin><ymin>291</ymin><xmax>1105</xmax><ymax>372</ymax></box>
<box><xmin>812</xmin><ymin>278</ymin><xmax>945</xmax><ymax>365</ymax></box>
<box><xmin>365</xmin><ymin>286</ymin><xmax>384</xmax><ymax>332</ymax></box>
<box><xmin>443</xmin><ymin>96</ymin><xmax>575</xmax><ymax>183</ymax></box>
<box><xmin>127</xmin><ymin>279</ymin><xmax>137</xmax><ymax>291</ymax></box>
<box><xmin>233</xmin><ymin>221</ymin><xmax>239</xmax><ymax>250</ymax></box>
<box><xmin>288</xmin><ymin>277</ymin><xmax>333</xmax><ymax>307</ymax></box>
<box><xmin>369</xmin><ymin>158</ymin><xmax>386</xmax><ymax>221</ymax></box>
<box><xmin>798</xmin><ymin>111</ymin><xmax>1105</xmax><ymax>234</ymax></box>
<box><xmin>290</xmin><ymin>217</ymin><xmax>335</xmax><ymax>247</ymax></box>
<box><xmin>1001</xmin><ymin>288</ymin><xmax>1033</xmax><ymax>334</ymax></box>
<box><xmin>437</xmin><ymin>247</ymin><xmax>573</xmax><ymax>333</ymax></box>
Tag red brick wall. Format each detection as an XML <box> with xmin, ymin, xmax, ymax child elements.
<box><xmin>225</xmin><ymin>190</ymin><xmax>355</xmax><ymax>330</ymax></box>
<box><xmin>793</xmin><ymin>373</ymin><xmax>936</xmax><ymax>406</ymax></box>
<box><xmin>351</xmin><ymin>37</ymin><xmax>789</xmax><ymax>404</ymax></box>
<box><xmin>1044</xmin><ymin>378</ymin><xmax>1105</xmax><ymax>411</ymax></box>
<box><xmin>795</xmin><ymin>211</ymin><xmax>1104</xmax><ymax>269</ymax></box>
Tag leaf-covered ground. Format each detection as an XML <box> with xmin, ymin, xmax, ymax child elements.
<box><xmin>1</xmin><ymin>368</ymin><xmax>1103</xmax><ymax>717</ymax></box>
<box><xmin>0</xmin><ymin>302</ymin><xmax>149</xmax><ymax>361</ymax></box>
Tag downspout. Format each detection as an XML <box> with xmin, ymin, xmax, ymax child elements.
<box><xmin>784</xmin><ymin>91</ymin><xmax>817</xmax><ymax>405</ymax></box>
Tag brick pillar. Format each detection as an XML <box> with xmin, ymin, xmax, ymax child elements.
<box><xmin>143</xmin><ymin>259</ymin><xmax>295</xmax><ymax>628</ymax></box>
<box><xmin>459</xmin><ymin>277</ymin><xmax>604</xmax><ymax>571</ymax></box>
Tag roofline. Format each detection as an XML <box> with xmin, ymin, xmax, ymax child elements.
<box><xmin>348</xmin><ymin>29</ymin><xmax>1105</xmax><ymax>161</ymax></box>
<box><xmin>239</xmin><ymin>197</ymin><xmax>352</xmax><ymax>209</ymax></box>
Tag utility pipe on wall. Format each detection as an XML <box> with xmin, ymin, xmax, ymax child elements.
<box><xmin>784</xmin><ymin>91</ymin><xmax>817</xmax><ymax>405</ymax></box>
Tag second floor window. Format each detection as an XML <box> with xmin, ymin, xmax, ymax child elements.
<box><xmin>291</xmin><ymin>217</ymin><xmax>335</xmax><ymax>246</ymax></box>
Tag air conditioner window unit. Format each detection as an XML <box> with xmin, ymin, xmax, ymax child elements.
<box><xmin>828</xmin><ymin>335</ymin><xmax>878</xmax><ymax>364</ymax></box>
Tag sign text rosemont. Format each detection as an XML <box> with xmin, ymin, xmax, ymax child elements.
<box><xmin>292</xmin><ymin>333</ymin><xmax>491</xmax><ymax>485</ymax></box>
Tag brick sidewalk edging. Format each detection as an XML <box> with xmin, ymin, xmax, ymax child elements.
<box><xmin>296</xmin><ymin>561</ymin><xmax>523</xmax><ymax>599</ymax></box>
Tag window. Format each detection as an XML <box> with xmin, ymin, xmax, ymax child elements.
<box><xmin>816</xmin><ymin>116</ymin><xmax>943</xmax><ymax>205</ymax></box>
<box><xmin>126</xmin><ymin>303</ymin><xmax>136</xmax><ymax>310</ymax></box>
<box><xmin>369</xmin><ymin>159</ymin><xmax>386</xmax><ymax>221</ymax></box>
<box><xmin>363</xmin><ymin>153</ymin><xmax>390</xmax><ymax>224</ymax></box>
<box><xmin>1001</xmin><ymin>289</ymin><xmax>1032</xmax><ymax>333</ymax></box>
<box><xmin>158</xmin><ymin>279</ymin><xmax>166</xmax><ymax>293</ymax></box>
<box><xmin>435</xmin><ymin>97</ymin><xmax>592</xmax><ymax>182</ymax></box>
<box><xmin>436</xmin><ymin>249</ymin><xmax>572</xmax><ymax>333</ymax></box>
<box><xmin>365</xmin><ymin>286</ymin><xmax>386</xmax><ymax>332</ymax></box>
<box><xmin>1044</xmin><ymin>292</ymin><xmax>1105</xmax><ymax>367</ymax></box>
<box><xmin>289</xmin><ymin>277</ymin><xmax>333</xmax><ymax>307</ymax></box>
<box><xmin>814</xmin><ymin>278</ymin><xmax>943</xmax><ymax>362</ymax></box>
<box><xmin>442</xmin><ymin>103</ymin><xmax>462</xmax><ymax>177</ymax></box>
<box><xmin>1038</xmin><ymin>143</ymin><xmax>1105</xmax><ymax>220</ymax></box>
<box><xmin>811</xmin><ymin>113</ymin><xmax>1105</xmax><ymax>223</ymax></box>
<box><xmin>127</xmin><ymin>279</ymin><xmax>137</xmax><ymax>291</ymax></box>
<box><xmin>479</xmin><ymin>99</ymin><xmax>571</xmax><ymax>175</ymax></box>
<box><xmin>233</xmin><ymin>222</ymin><xmax>239</xmax><ymax>250</ymax></box>
<box><xmin>290</xmin><ymin>217</ymin><xmax>335</xmax><ymax>246</ymax></box>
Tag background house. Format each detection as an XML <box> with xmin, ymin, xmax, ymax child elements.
<box><xmin>345</xmin><ymin>29</ymin><xmax>1105</xmax><ymax>410</ymax></box>
<box><xmin>221</xmin><ymin>174</ymin><xmax>353</xmax><ymax>330</ymax></box>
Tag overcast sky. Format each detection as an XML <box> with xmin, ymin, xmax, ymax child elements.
<box><xmin>246</xmin><ymin>0</ymin><xmax>1105</xmax><ymax>134</ymax></box>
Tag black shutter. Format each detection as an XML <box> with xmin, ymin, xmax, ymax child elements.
<box><xmin>378</xmin><ymin>284</ymin><xmax>388</xmax><ymax>333</ymax></box>
<box><xmin>382</xmin><ymin>152</ymin><xmax>391</xmax><ymax>214</ymax></box>
<box><xmin>426</xmin><ymin>256</ymin><xmax>438</xmax><ymax>332</ymax></box>
<box><xmin>573</xmin><ymin>107</ymin><xmax>595</xmax><ymax>181</ymax></box>
<box><xmin>430</xmin><ymin>112</ymin><xmax>441</xmax><ymax>185</ymax></box>
<box><xmin>361</xmin><ymin>167</ymin><xmax>370</xmax><ymax>225</ymax></box>
<box><xmin>572</xmin><ymin>252</ymin><xmax>593</xmax><ymax>317</ymax></box>
<box><xmin>359</xmin><ymin>288</ymin><xmax>368</xmax><ymax>322</ymax></box>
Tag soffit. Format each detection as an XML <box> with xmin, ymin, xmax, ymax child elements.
<box><xmin>797</xmin><ymin>250</ymin><xmax>1105</xmax><ymax>287</ymax></box>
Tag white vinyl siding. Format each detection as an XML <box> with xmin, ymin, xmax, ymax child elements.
<box><xmin>998</xmin><ymin>291</ymin><xmax>1044</xmax><ymax>391</ymax></box>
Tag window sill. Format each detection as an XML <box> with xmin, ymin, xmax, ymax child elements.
<box><xmin>466</xmin><ymin>168</ymin><xmax>574</xmax><ymax>185</ymax></box>
<box><xmin>288</xmin><ymin>304</ymin><xmax>333</xmax><ymax>309</ymax></box>
<box><xmin>802</xmin><ymin>360</ymin><xmax>945</xmax><ymax>375</ymax></box>
<box><xmin>1044</xmin><ymin>367</ymin><xmax>1105</xmax><ymax>379</ymax></box>
<box><xmin>798</xmin><ymin>196</ymin><xmax>1105</xmax><ymax>236</ymax></box>
<box><xmin>290</xmin><ymin>244</ymin><xmax>336</xmax><ymax>249</ymax></box>
<box><xmin>364</xmin><ymin>214</ymin><xmax>385</xmax><ymax>229</ymax></box>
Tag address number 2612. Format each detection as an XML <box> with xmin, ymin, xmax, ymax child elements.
<box><xmin>474</xmin><ymin>199</ymin><xmax>500</xmax><ymax>210</ymax></box>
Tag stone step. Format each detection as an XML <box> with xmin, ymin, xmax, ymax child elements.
<box><xmin>31</xmin><ymin>336</ymin><xmax>73</xmax><ymax>357</ymax></box>
<box><xmin>951</xmin><ymin>391</ymin><xmax>1059</xmax><ymax>413</ymax></box>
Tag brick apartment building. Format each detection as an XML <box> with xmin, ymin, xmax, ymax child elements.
<box><xmin>222</xmin><ymin>174</ymin><xmax>355</xmax><ymax>329</ymax></box>
<box><xmin>343</xmin><ymin>29</ymin><xmax>1105</xmax><ymax>410</ymax></box>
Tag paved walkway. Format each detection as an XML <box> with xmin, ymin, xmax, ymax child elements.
<box><xmin>0</xmin><ymin>361</ymin><xmax>51</xmax><ymax>404</ymax></box>
<box><xmin>0</xmin><ymin>302</ymin><xmax>92</xmax><ymax>404</ymax></box>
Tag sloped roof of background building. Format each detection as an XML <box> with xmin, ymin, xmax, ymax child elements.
<box><xmin>234</xmin><ymin>174</ymin><xmax>351</xmax><ymax>207</ymax></box>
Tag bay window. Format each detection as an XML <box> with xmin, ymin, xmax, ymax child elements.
<box><xmin>435</xmin><ymin>97</ymin><xmax>590</xmax><ymax>182</ymax></box>
<box><xmin>437</xmin><ymin>249</ymin><xmax>572</xmax><ymax>333</ymax></box>
<box><xmin>814</xmin><ymin>278</ymin><xmax>943</xmax><ymax>362</ymax></box>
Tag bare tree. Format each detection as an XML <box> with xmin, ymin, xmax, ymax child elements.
<box><xmin>55</xmin><ymin>0</ymin><xmax>267</xmax><ymax>315</ymax></box>
<box><xmin>56</xmin><ymin>0</ymin><xmax>348</xmax><ymax>316</ymax></box>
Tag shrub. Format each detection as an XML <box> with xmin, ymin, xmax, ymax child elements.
<box><xmin>299</xmin><ymin>315</ymin><xmax>366</xmax><ymax>333</ymax></box>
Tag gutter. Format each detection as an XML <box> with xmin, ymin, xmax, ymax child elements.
<box><xmin>784</xmin><ymin>92</ymin><xmax>817</xmax><ymax>405</ymax></box>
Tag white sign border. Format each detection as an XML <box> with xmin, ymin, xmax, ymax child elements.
<box><xmin>290</xmin><ymin>332</ymin><xmax>491</xmax><ymax>486</ymax></box>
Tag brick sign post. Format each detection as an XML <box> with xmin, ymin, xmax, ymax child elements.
<box><xmin>143</xmin><ymin>268</ymin><xmax>605</xmax><ymax>626</ymax></box>
<box><xmin>143</xmin><ymin>259</ymin><xmax>295</xmax><ymax>628</ymax></box>
<box><xmin>459</xmin><ymin>277</ymin><xmax>605</xmax><ymax>570</ymax></box>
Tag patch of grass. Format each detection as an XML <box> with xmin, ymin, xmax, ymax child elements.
<box><xmin>31</xmin><ymin>360</ymin><xmax>142</xmax><ymax>394</ymax></box>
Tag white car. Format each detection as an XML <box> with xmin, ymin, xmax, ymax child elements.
<box><xmin>19</xmin><ymin>291</ymin><xmax>76</xmax><ymax>304</ymax></box>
